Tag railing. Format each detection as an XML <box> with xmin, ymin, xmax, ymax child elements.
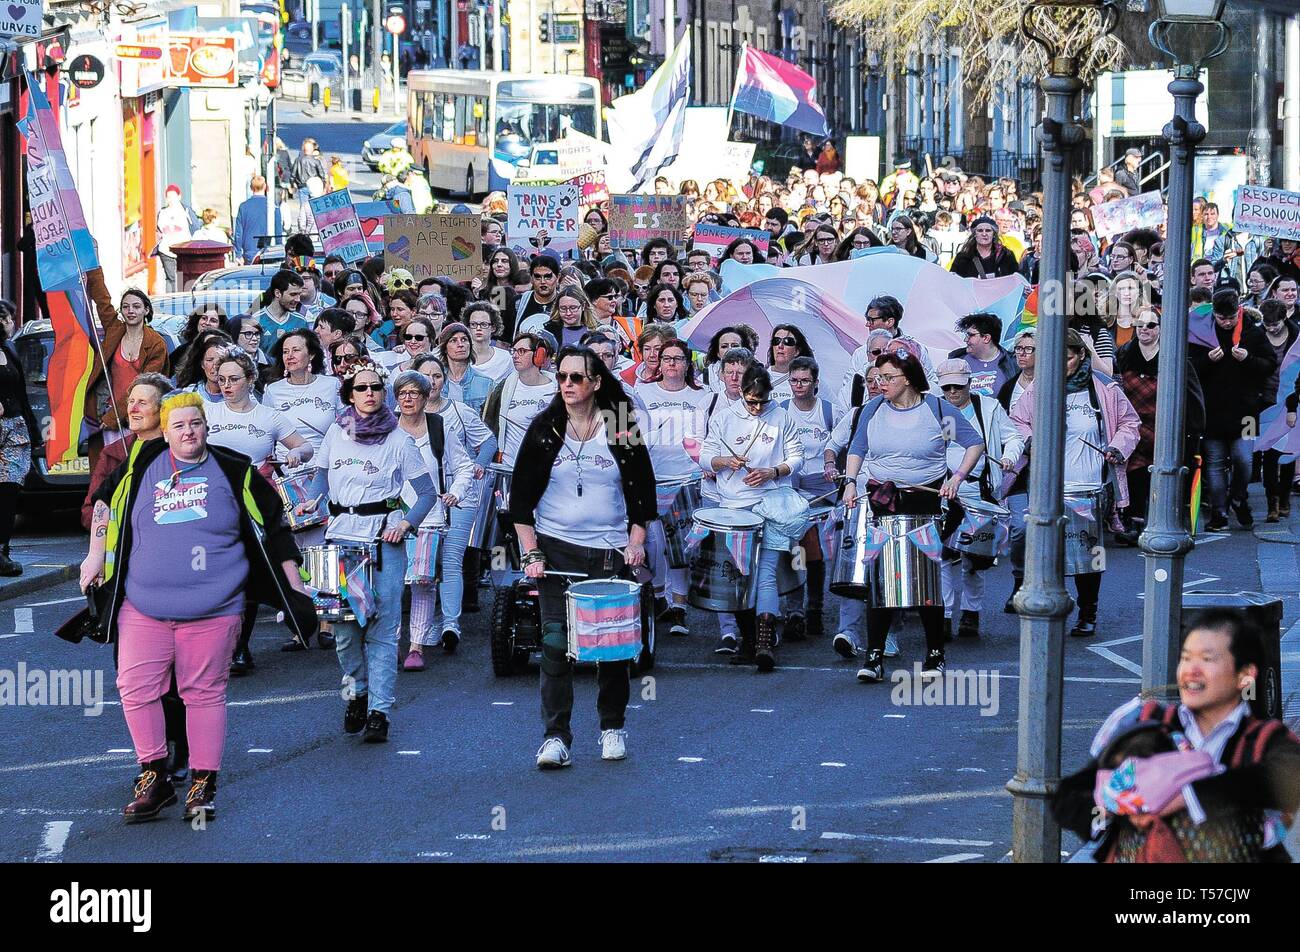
<box><xmin>945</xmin><ymin>147</ymin><xmax>1042</xmax><ymax>192</ymax></box>
<box><xmin>1083</xmin><ymin>150</ymin><xmax>1167</xmax><ymax>193</ymax></box>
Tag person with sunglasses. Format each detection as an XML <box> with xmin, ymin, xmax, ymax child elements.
<box><xmin>586</xmin><ymin>277</ymin><xmax>639</xmax><ymax>358</ymax></box>
<box><xmin>296</xmin><ymin>360</ymin><xmax>438</xmax><ymax>742</ymax></box>
<box><xmin>842</xmin><ymin>352</ymin><xmax>985</xmax><ymax>683</ymax></box>
<box><xmin>765</xmin><ymin>324</ymin><xmax>813</xmax><ymax>404</ymax></box>
<box><xmin>510</xmin><ymin>346</ymin><xmax>657</xmax><ymax>769</ymax></box>
<box><xmin>700</xmin><ymin>364</ymin><xmax>805</xmax><ymax>671</ymax></box>
<box><xmin>463</xmin><ymin>301</ymin><xmax>512</xmax><ymax>382</ymax></box>
<box><xmin>482</xmin><ymin>330</ymin><xmax>559</xmax><ymax>468</ymax></box>
<box><xmin>932</xmin><ymin>359</ymin><xmax>1024</xmax><ymax>641</ymax></box>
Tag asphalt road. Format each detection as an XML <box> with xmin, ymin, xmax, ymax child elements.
<box><xmin>2</xmin><ymin>502</ymin><xmax>1284</xmax><ymax>863</ymax></box>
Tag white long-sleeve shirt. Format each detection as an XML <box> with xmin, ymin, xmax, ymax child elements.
<box><xmin>699</xmin><ymin>400</ymin><xmax>804</xmax><ymax>509</ymax></box>
<box><xmin>402</xmin><ymin>419</ymin><xmax>475</xmax><ymax>529</ymax></box>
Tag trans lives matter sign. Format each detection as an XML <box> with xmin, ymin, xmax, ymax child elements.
<box><xmin>1233</xmin><ymin>185</ymin><xmax>1300</xmax><ymax>240</ymax></box>
<box><xmin>608</xmin><ymin>195</ymin><xmax>690</xmax><ymax>254</ymax></box>
<box><xmin>384</xmin><ymin>214</ymin><xmax>482</xmax><ymax>281</ymax></box>
<box><xmin>507</xmin><ymin>183</ymin><xmax>579</xmax><ymax>258</ymax></box>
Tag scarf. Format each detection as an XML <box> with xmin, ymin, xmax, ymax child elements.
<box><xmin>1065</xmin><ymin>356</ymin><xmax>1093</xmax><ymax>394</ymax></box>
<box><xmin>340</xmin><ymin>404</ymin><xmax>398</xmax><ymax>445</ymax></box>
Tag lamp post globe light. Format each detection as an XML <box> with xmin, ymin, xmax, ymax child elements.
<box><xmin>1009</xmin><ymin>0</ymin><xmax>1118</xmax><ymax>865</ymax></box>
<box><xmin>1138</xmin><ymin>0</ymin><xmax>1230</xmax><ymax>710</ymax></box>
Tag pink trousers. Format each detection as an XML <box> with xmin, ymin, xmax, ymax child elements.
<box><xmin>116</xmin><ymin>599</ymin><xmax>242</xmax><ymax>771</ymax></box>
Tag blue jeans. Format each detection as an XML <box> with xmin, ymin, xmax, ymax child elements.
<box><xmin>333</xmin><ymin>540</ymin><xmax>406</xmax><ymax>714</ymax></box>
<box><xmin>436</xmin><ymin>505</ymin><xmax>475</xmax><ymax>633</ymax></box>
<box><xmin>755</xmin><ymin>548</ymin><xmax>781</xmax><ymax>615</ymax></box>
<box><xmin>1006</xmin><ymin>493</ymin><xmax>1029</xmax><ymax>578</ymax></box>
<box><xmin>1202</xmin><ymin>437</ymin><xmax>1252</xmax><ymax>516</ymax></box>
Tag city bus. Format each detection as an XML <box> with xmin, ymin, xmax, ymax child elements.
<box><xmin>405</xmin><ymin>70</ymin><xmax>603</xmax><ymax>196</ymax></box>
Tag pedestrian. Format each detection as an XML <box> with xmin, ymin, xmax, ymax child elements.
<box><xmin>154</xmin><ymin>185</ymin><xmax>198</xmax><ymax>293</ymax></box>
<box><xmin>291</xmin><ymin>137</ymin><xmax>328</xmax><ymax>231</ymax></box>
<box><xmin>192</xmin><ymin>208</ymin><xmax>230</xmax><ymax>246</ymax></box>
<box><xmin>253</xmin><ymin>270</ymin><xmax>309</xmax><ymax>345</ymax></box>
<box><xmin>233</xmin><ymin>176</ymin><xmax>282</xmax><ymax>265</ymax></box>
<box><xmin>948</xmin><ymin>312</ymin><xmax>1017</xmax><ymax>397</ymax></box>
<box><xmin>510</xmin><ymin>345</ymin><xmax>657</xmax><ymax>768</ymax></box>
<box><xmin>80</xmin><ymin>390</ymin><xmax>315</xmax><ymax>823</ymax></box>
<box><xmin>950</xmin><ymin>216</ymin><xmax>1019</xmax><ymax>279</ymax></box>
<box><xmin>0</xmin><ymin>311</ymin><xmax>44</xmax><ymax>575</ymax></box>
<box><xmin>841</xmin><ymin>352</ymin><xmax>985</xmax><ymax>682</ymax></box>
<box><xmin>399</xmin><ymin>166</ymin><xmax>435</xmax><ymax>214</ymax></box>
<box><xmin>329</xmin><ymin>156</ymin><xmax>350</xmax><ymax>193</ymax></box>
<box><xmin>464</xmin><ymin>301</ymin><xmax>512</xmax><ymax>382</ymax></box>
<box><xmin>177</xmin><ymin>330</ymin><xmax>234</xmax><ymax>404</ymax></box>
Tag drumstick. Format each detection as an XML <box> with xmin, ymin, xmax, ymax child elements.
<box><xmin>899</xmin><ymin>482</ymin><xmax>943</xmax><ymax>495</ymax></box>
<box><xmin>1079</xmin><ymin>438</ymin><xmax>1111</xmax><ymax>457</ymax></box>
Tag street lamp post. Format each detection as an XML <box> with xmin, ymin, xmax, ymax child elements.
<box><xmin>1140</xmin><ymin>1</ymin><xmax>1230</xmax><ymax>697</ymax></box>
<box><xmin>1008</xmin><ymin>0</ymin><xmax>1118</xmax><ymax>864</ymax></box>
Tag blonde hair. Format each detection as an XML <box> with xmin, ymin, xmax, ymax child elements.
<box><xmin>201</xmin><ymin>208</ymin><xmax>219</xmax><ymax>226</ymax></box>
<box><xmin>160</xmin><ymin>391</ymin><xmax>206</xmax><ymax>430</ymax></box>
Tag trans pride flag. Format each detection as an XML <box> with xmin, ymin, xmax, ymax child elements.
<box><xmin>731</xmin><ymin>47</ymin><xmax>829</xmax><ymax>137</ymax></box>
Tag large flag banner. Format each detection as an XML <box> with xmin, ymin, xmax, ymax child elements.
<box><xmin>18</xmin><ymin>72</ymin><xmax>101</xmax><ymax>466</ymax></box>
<box><xmin>731</xmin><ymin>46</ymin><xmax>830</xmax><ymax>137</ymax></box>
<box><xmin>605</xmin><ymin>26</ymin><xmax>691</xmax><ymax>192</ymax></box>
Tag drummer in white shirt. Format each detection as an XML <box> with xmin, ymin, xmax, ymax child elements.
<box><xmin>464</xmin><ymin>301</ymin><xmax>513</xmax><ymax>382</ymax></box>
<box><xmin>264</xmin><ymin>330</ymin><xmax>342</xmax><ymax>455</ymax></box>
<box><xmin>481</xmin><ymin>329</ymin><xmax>559</xmax><ymax>468</ymax></box>
<box><xmin>635</xmin><ymin>338</ymin><xmax>711</xmax><ymax>638</ymax></box>
<box><xmin>933</xmin><ymin>358</ymin><xmax>1024</xmax><ymax>641</ymax></box>
<box><xmin>701</xmin><ymin>364</ymin><xmax>804</xmax><ymax>672</ymax></box>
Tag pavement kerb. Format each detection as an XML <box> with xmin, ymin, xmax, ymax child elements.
<box><xmin>0</xmin><ymin>563</ymin><xmax>77</xmax><ymax>604</ymax></box>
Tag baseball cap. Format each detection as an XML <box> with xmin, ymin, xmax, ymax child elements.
<box><xmin>1124</xmin><ymin>147</ymin><xmax>1143</xmax><ymax>158</ymax></box>
<box><xmin>936</xmin><ymin>359</ymin><xmax>972</xmax><ymax>387</ymax></box>
<box><xmin>894</xmin><ymin>158</ymin><xmax>912</xmax><ymax>169</ymax></box>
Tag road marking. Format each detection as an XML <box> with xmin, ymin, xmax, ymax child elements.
<box><xmin>820</xmin><ymin>762</ymin><xmax>847</xmax><ymax>768</ymax></box>
<box><xmin>491</xmin><ymin>701</ymin><xmax>513</xmax><ymax>706</ymax></box>
<box><xmin>107</xmin><ymin>748</ymin><xmax>133</xmax><ymax>753</ymax></box>
<box><xmin>12</xmin><ymin>608</ymin><xmax>32</xmax><ymax>633</ymax></box>
<box><xmin>0</xmin><ymin>752</ymin><xmax>136</xmax><ymax>774</ymax></box>
<box><xmin>398</xmin><ymin>750</ymin><xmax>421</xmax><ymax>755</ymax></box>
<box><xmin>228</xmin><ymin>690</ymin><xmax>337</xmax><ymax>708</ymax></box>
<box><xmin>678</xmin><ymin>756</ymin><xmax>704</xmax><ymax>763</ymax></box>
<box><xmin>23</xmin><ymin>596</ymin><xmax>85</xmax><ymax>607</ymax></box>
<box><xmin>417</xmin><ymin>851</ymin><xmax>454</xmax><ymax>858</ymax></box>
<box><xmin>455</xmin><ymin>833</ymin><xmax>490</xmax><ymax>840</ymax></box>
<box><xmin>498</xmin><ymin>832</ymin><xmax>721</xmax><ymax>857</ymax></box>
<box><xmin>1086</xmin><ymin>645</ymin><xmax>1143</xmax><ymax>676</ymax></box>
<box><xmin>661</xmin><ymin>661</ymin><xmax>1138</xmax><ymax>683</ymax></box>
<box><xmin>759</xmin><ymin>854</ymin><xmax>807</xmax><ymax>863</ymax></box>
<box><xmin>883</xmin><ymin>714</ymin><xmax>906</xmax><ymax>719</ymax></box>
<box><xmin>34</xmin><ymin>821</ymin><xmax>73</xmax><ymax>862</ymax></box>
<box><xmin>715</xmin><ymin>788</ymin><xmax>1007</xmax><ymax>817</ymax></box>
<box><xmin>0</xmin><ymin>808</ymin><xmax>118</xmax><ymax>816</ymax></box>
<box><xmin>926</xmin><ymin>852</ymin><xmax>985</xmax><ymax>863</ymax></box>
<box><xmin>956</xmin><ymin>767</ymin><xmax>987</xmax><ymax>773</ymax></box>
<box><xmin>1091</xmin><ymin>634</ymin><xmax>1142</xmax><ymax>648</ymax></box>
<box><xmin>751</xmin><ymin>708</ymin><xmax>774</xmax><ymax>713</ymax></box>
<box><xmin>247</xmin><ymin>748</ymin><xmax>273</xmax><ymax>754</ymax></box>
<box><xmin>821</xmin><ymin>831</ymin><xmax>995</xmax><ymax>847</ymax></box>
<box><xmin>0</xmin><ymin>633</ymin><xmax>19</xmax><ymax>640</ymax></box>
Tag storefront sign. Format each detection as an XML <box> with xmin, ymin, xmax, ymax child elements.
<box><xmin>68</xmin><ymin>55</ymin><xmax>106</xmax><ymax>90</ymax></box>
<box><xmin>166</xmin><ymin>34</ymin><xmax>238</xmax><ymax>88</ymax></box>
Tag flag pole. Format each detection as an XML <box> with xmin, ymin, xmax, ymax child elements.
<box><xmin>725</xmin><ymin>43</ymin><xmax>747</xmax><ymax>140</ymax></box>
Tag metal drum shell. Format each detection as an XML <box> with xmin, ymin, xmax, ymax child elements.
<box><xmin>831</xmin><ymin>509</ymin><xmax>943</xmax><ymax>608</ymax></box>
<box><xmin>686</xmin><ymin>507</ymin><xmax>764</xmax><ymax>613</ymax></box>
<box><xmin>948</xmin><ymin>498</ymin><xmax>1011</xmax><ymax>561</ymax></box>
<box><xmin>467</xmin><ymin>463</ymin><xmax>514</xmax><ymax>553</ymax></box>
<box><xmin>659</xmin><ymin>477</ymin><xmax>704</xmax><ymax>569</ymax></box>
<box><xmin>303</xmin><ymin>543</ymin><xmax>375</xmax><ymax>622</ymax></box>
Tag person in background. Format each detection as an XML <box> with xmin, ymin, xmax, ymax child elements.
<box><xmin>155</xmin><ymin>184</ymin><xmax>198</xmax><ymax>293</ymax></box>
<box><xmin>253</xmin><ymin>270</ymin><xmax>308</xmax><ymax>346</ymax></box>
<box><xmin>950</xmin><ymin>216</ymin><xmax>1019</xmax><ymax>279</ymax></box>
<box><xmin>0</xmin><ymin>313</ymin><xmax>43</xmax><ymax>576</ymax></box>
<box><xmin>400</xmin><ymin>166</ymin><xmax>435</xmax><ymax>215</ymax></box>
<box><xmin>949</xmin><ymin>312</ymin><xmax>1017</xmax><ymax>398</ymax></box>
<box><xmin>233</xmin><ymin>176</ymin><xmax>282</xmax><ymax>265</ymax></box>
<box><xmin>329</xmin><ymin>156</ymin><xmax>350</xmax><ymax>193</ymax></box>
<box><xmin>1112</xmin><ymin>147</ymin><xmax>1142</xmax><ymax>195</ymax></box>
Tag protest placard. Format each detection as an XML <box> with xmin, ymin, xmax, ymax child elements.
<box><xmin>507</xmin><ymin>183</ymin><xmax>580</xmax><ymax>258</ymax></box>
<box><xmin>1233</xmin><ymin>185</ymin><xmax>1300</xmax><ymax>240</ymax></box>
<box><xmin>1090</xmin><ymin>191</ymin><xmax>1165</xmax><ymax>239</ymax></box>
<box><xmin>384</xmin><ymin>214</ymin><xmax>482</xmax><ymax>282</ymax></box>
<box><xmin>608</xmin><ymin>194</ymin><xmax>690</xmax><ymax>253</ymax></box>
<box><xmin>692</xmin><ymin>223</ymin><xmax>768</xmax><ymax>263</ymax></box>
<box><xmin>308</xmin><ymin>191</ymin><xmax>367</xmax><ymax>262</ymax></box>
<box><xmin>355</xmin><ymin>199</ymin><xmax>399</xmax><ymax>252</ymax></box>
<box><xmin>570</xmin><ymin>169</ymin><xmax>609</xmax><ymax>208</ymax></box>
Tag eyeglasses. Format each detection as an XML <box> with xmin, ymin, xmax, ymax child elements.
<box><xmin>772</xmin><ymin>336</ymin><xmax>798</xmax><ymax>346</ymax></box>
<box><xmin>510</xmin><ymin>346</ymin><xmax>536</xmax><ymax>356</ymax></box>
<box><xmin>216</xmin><ymin>375</ymin><xmax>249</xmax><ymax>386</ymax></box>
<box><xmin>239</xmin><ymin>330</ymin><xmax>262</xmax><ymax>340</ymax></box>
<box><xmin>1013</xmin><ymin>346</ymin><xmax>1036</xmax><ymax>355</ymax></box>
<box><xmin>351</xmin><ymin>383</ymin><xmax>386</xmax><ymax>393</ymax></box>
<box><xmin>404</xmin><ymin>333</ymin><xmax>428</xmax><ymax>342</ymax></box>
<box><xmin>878</xmin><ymin>373</ymin><xmax>906</xmax><ymax>383</ymax></box>
<box><xmin>964</xmin><ymin>330</ymin><xmax>985</xmax><ymax>340</ymax></box>
<box><xmin>853</xmin><ymin>239</ymin><xmax>873</xmax><ymax>248</ymax></box>
<box><xmin>389</xmin><ymin>280</ymin><xmax>413</xmax><ymax>289</ymax></box>
<box><xmin>600</xmin><ymin>292</ymin><xmax>620</xmax><ymax>300</ymax></box>
<box><xmin>395</xmin><ymin>390</ymin><xmax>424</xmax><ymax>400</ymax></box>
<box><xmin>557</xmin><ymin>305</ymin><xmax>583</xmax><ymax>315</ymax></box>
<box><xmin>789</xmin><ymin>377</ymin><xmax>815</xmax><ymax>387</ymax></box>
<box><xmin>1135</xmin><ymin>321</ymin><xmax>1160</xmax><ymax>330</ymax></box>
<box><xmin>555</xmin><ymin>371</ymin><xmax>590</xmax><ymax>384</ymax></box>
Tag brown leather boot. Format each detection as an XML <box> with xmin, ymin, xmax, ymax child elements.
<box><xmin>730</xmin><ymin>611</ymin><xmax>757</xmax><ymax>665</ymax></box>
<box><xmin>1280</xmin><ymin>498</ymin><xmax>1291</xmax><ymax>518</ymax></box>
<box><xmin>182</xmin><ymin>770</ymin><xmax>218</xmax><ymax>823</ymax></box>
<box><xmin>1267</xmin><ymin>495</ymin><xmax>1279</xmax><ymax>523</ymax></box>
<box><xmin>123</xmin><ymin>759</ymin><xmax>176</xmax><ymax>823</ymax></box>
<box><xmin>756</xmin><ymin>613</ymin><xmax>778</xmax><ymax>672</ymax></box>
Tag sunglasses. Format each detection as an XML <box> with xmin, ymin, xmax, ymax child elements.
<box><xmin>389</xmin><ymin>280</ymin><xmax>413</xmax><ymax>289</ymax></box>
<box><xmin>1135</xmin><ymin>321</ymin><xmax>1160</xmax><ymax>329</ymax></box>
<box><xmin>556</xmin><ymin>371</ymin><xmax>590</xmax><ymax>385</ymax></box>
<box><xmin>351</xmin><ymin>383</ymin><xmax>385</xmax><ymax>393</ymax></box>
<box><xmin>940</xmin><ymin>383</ymin><xmax>967</xmax><ymax>392</ymax></box>
<box><xmin>772</xmin><ymin>336</ymin><xmax>798</xmax><ymax>346</ymax></box>
<box><xmin>744</xmin><ymin>397</ymin><xmax>771</xmax><ymax>408</ymax></box>
<box><xmin>404</xmin><ymin>333</ymin><xmax>428</xmax><ymax>342</ymax></box>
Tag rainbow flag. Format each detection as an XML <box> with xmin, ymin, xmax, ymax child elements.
<box><xmin>18</xmin><ymin>72</ymin><xmax>101</xmax><ymax>466</ymax></box>
<box><xmin>1189</xmin><ymin>455</ymin><xmax>1203</xmax><ymax>535</ymax></box>
<box><xmin>731</xmin><ymin>47</ymin><xmax>829</xmax><ymax>137</ymax></box>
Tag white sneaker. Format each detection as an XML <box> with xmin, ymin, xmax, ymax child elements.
<box><xmin>884</xmin><ymin>633</ymin><xmax>900</xmax><ymax>658</ymax></box>
<box><xmin>832</xmin><ymin>632</ymin><xmax>860</xmax><ymax>659</ymax></box>
<box><xmin>536</xmin><ymin>737</ymin><xmax>572</xmax><ymax>770</ymax></box>
<box><xmin>599</xmin><ymin>729</ymin><xmax>627</xmax><ymax>761</ymax></box>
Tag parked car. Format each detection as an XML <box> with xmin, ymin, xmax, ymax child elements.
<box><xmin>362</xmin><ymin>121</ymin><xmax>408</xmax><ymax>170</ymax></box>
<box><xmin>302</xmin><ymin>51</ymin><xmax>344</xmax><ymax>105</ymax></box>
<box><xmin>151</xmin><ymin>289</ymin><xmax>263</xmax><ymax>348</ymax></box>
<box><xmin>191</xmin><ymin>263</ymin><xmax>286</xmax><ymax>293</ymax></box>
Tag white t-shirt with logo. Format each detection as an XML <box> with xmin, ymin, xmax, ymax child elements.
<box><xmin>1064</xmin><ymin>390</ymin><xmax>1104</xmax><ymax>493</ymax></box>
<box><xmin>263</xmin><ymin>375</ymin><xmax>342</xmax><ymax>453</ymax></box>
<box><xmin>205</xmin><ymin>401</ymin><xmax>299</xmax><ymax>467</ymax></box>
<box><xmin>635</xmin><ymin>381</ymin><xmax>709</xmax><ymax>482</ymax></box>
<box><xmin>784</xmin><ymin>400</ymin><xmax>834</xmax><ymax>496</ymax></box>
<box><xmin>499</xmin><ymin>373</ymin><xmax>557</xmax><ymax>466</ymax></box>
<box><xmin>534</xmin><ymin>418</ymin><xmax>628</xmax><ymax>550</ymax></box>
<box><xmin>315</xmin><ymin>424</ymin><xmax>429</xmax><ymax>542</ymax></box>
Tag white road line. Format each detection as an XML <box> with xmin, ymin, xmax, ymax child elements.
<box><xmin>751</xmin><ymin>708</ymin><xmax>774</xmax><ymax>713</ymax></box>
<box><xmin>820</xmin><ymin>762</ymin><xmax>847</xmax><ymax>768</ymax></box>
<box><xmin>22</xmin><ymin>596</ymin><xmax>85</xmax><ymax>607</ymax></box>
<box><xmin>661</xmin><ymin>661</ymin><xmax>1138</xmax><ymax>683</ymax></box>
<box><xmin>455</xmin><ymin>833</ymin><xmax>490</xmax><ymax>840</ymax></box>
<box><xmin>106</xmin><ymin>748</ymin><xmax>133</xmax><ymax>753</ymax></box>
<box><xmin>0</xmin><ymin>633</ymin><xmax>19</xmax><ymax>640</ymax></box>
<box><xmin>715</xmin><ymin>788</ymin><xmax>1007</xmax><ymax>817</ymax></box>
<box><xmin>926</xmin><ymin>852</ymin><xmax>985</xmax><ymax>863</ymax></box>
<box><xmin>228</xmin><ymin>690</ymin><xmax>337</xmax><ymax>708</ymax></box>
<box><xmin>1086</xmin><ymin>646</ymin><xmax>1144</xmax><ymax>676</ymax></box>
<box><xmin>883</xmin><ymin>714</ymin><xmax>906</xmax><ymax>719</ymax></box>
<box><xmin>247</xmin><ymin>748</ymin><xmax>273</xmax><ymax>754</ymax></box>
<box><xmin>34</xmin><ymin>820</ymin><xmax>73</xmax><ymax>862</ymax></box>
<box><xmin>417</xmin><ymin>851</ymin><xmax>454</xmax><ymax>858</ymax></box>
<box><xmin>678</xmin><ymin>756</ymin><xmax>704</xmax><ymax>763</ymax></box>
<box><xmin>0</xmin><ymin>808</ymin><xmax>118</xmax><ymax>816</ymax></box>
<box><xmin>1091</xmin><ymin>634</ymin><xmax>1142</xmax><ymax>648</ymax></box>
<box><xmin>491</xmin><ymin>701</ymin><xmax>513</xmax><ymax>706</ymax></box>
<box><xmin>13</xmin><ymin>608</ymin><xmax>33</xmax><ymax>633</ymax></box>
<box><xmin>398</xmin><ymin>750</ymin><xmax>421</xmax><ymax>755</ymax></box>
<box><xmin>821</xmin><ymin>831</ymin><xmax>995</xmax><ymax>847</ymax></box>
<box><xmin>0</xmin><ymin>753</ymin><xmax>135</xmax><ymax>773</ymax></box>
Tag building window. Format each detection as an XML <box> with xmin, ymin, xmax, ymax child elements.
<box><xmin>707</xmin><ymin>22</ymin><xmax>718</xmax><ymax>103</ymax></box>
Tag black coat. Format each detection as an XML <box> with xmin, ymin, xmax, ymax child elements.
<box><xmin>509</xmin><ymin>399</ymin><xmax>657</xmax><ymax>534</ymax></box>
<box><xmin>92</xmin><ymin>439</ymin><xmax>317</xmax><ymax>644</ymax></box>
<box><xmin>1188</xmin><ymin>317</ymin><xmax>1278</xmax><ymax>439</ymax></box>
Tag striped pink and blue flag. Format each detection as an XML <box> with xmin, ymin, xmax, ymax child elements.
<box><xmin>731</xmin><ymin>47</ymin><xmax>829</xmax><ymax>137</ymax></box>
<box><xmin>905</xmin><ymin>522</ymin><xmax>945</xmax><ymax>563</ymax></box>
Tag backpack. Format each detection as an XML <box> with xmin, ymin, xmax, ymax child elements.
<box><xmin>424</xmin><ymin>412</ymin><xmax>447</xmax><ymax>495</ymax></box>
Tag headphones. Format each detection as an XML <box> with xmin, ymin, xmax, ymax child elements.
<box><xmin>532</xmin><ymin>338</ymin><xmax>551</xmax><ymax>369</ymax></box>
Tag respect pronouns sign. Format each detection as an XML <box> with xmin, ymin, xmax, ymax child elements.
<box><xmin>1233</xmin><ymin>185</ymin><xmax>1300</xmax><ymax>240</ymax></box>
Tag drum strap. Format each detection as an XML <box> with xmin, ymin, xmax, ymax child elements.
<box><xmin>329</xmin><ymin>498</ymin><xmax>402</xmax><ymax>517</ymax></box>
<box><xmin>424</xmin><ymin>412</ymin><xmax>448</xmax><ymax>496</ymax></box>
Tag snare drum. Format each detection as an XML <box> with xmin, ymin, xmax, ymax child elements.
<box><xmin>303</xmin><ymin>543</ymin><xmax>376</xmax><ymax>622</ymax></box>
<box><xmin>947</xmin><ymin>498</ymin><xmax>1010</xmax><ymax>561</ymax></box>
<box><xmin>274</xmin><ymin>469</ymin><xmax>326</xmax><ymax>532</ymax></box>
<box><xmin>830</xmin><ymin>509</ymin><xmax>943</xmax><ymax>608</ymax></box>
<box><xmin>658</xmin><ymin>477</ymin><xmax>704</xmax><ymax>569</ymax></box>
<box><xmin>565</xmin><ymin>579</ymin><xmax>644</xmax><ymax>663</ymax></box>
<box><xmin>1063</xmin><ymin>490</ymin><xmax>1105</xmax><ymax>576</ymax></box>
<box><xmin>404</xmin><ymin>527</ymin><xmax>442</xmax><ymax>584</ymax></box>
<box><xmin>687</xmin><ymin>507</ymin><xmax>763</xmax><ymax>612</ymax></box>
<box><xmin>468</xmin><ymin>463</ymin><xmax>514</xmax><ymax>553</ymax></box>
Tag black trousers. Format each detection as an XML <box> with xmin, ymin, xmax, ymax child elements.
<box><xmin>536</xmin><ymin>534</ymin><xmax>631</xmax><ymax>748</ymax></box>
<box><xmin>864</xmin><ymin>484</ymin><xmax>947</xmax><ymax>656</ymax></box>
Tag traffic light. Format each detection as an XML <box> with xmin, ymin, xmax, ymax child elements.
<box><xmin>539</xmin><ymin>12</ymin><xmax>551</xmax><ymax>43</ymax></box>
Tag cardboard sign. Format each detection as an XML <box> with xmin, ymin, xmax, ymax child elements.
<box><xmin>692</xmin><ymin>223</ymin><xmax>769</xmax><ymax>263</ymax></box>
<box><xmin>0</xmin><ymin>0</ymin><xmax>41</xmax><ymax>39</ymax></box>
<box><xmin>1090</xmin><ymin>191</ymin><xmax>1165</xmax><ymax>239</ymax></box>
<box><xmin>308</xmin><ymin>191</ymin><xmax>367</xmax><ymax>263</ymax></box>
<box><xmin>608</xmin><ymin>194</ymin><xmax>690</xmax><ymax>253</ymax></box>
<box><xmin>570</xmin><ymin>169</ymin><xmax>609</xmax><ymax>208</ymax></box>
<box><xmin>384</xmin><ymin>213</ymin><xmax>482</xmax><ymax>282</ymax></box>
<box><xmin>844</xmin><ymin>135</ymin><xmax>882</xmax><ymax>186</ymax></box>
<box><xmin>506</xmin><ymin>184</ymin><xmax>580</xmax><ymax>258</ymax></box>
<box><xmin>1232</xmin><ymin>185</ymin><xmax>1300</xmax><ymax>240</ymax></box>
